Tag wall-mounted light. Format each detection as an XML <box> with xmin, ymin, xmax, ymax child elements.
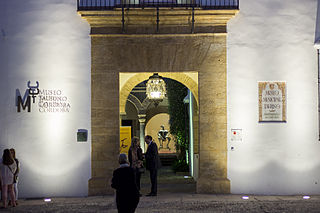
<box><xmin>44</xmin><ymin>198</ymin><xmax>52</xmax><ymax>202</ymax></box>
<box><xmin>146</xmin><ymin>73</ymin><xmax>166</xmax><ymax>106</ymax></box>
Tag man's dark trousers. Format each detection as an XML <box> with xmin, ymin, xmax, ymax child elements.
<box><xmin>149</xmin><ymin>169</ymin><xmax>157</xmax><ymax>195</ymax></box>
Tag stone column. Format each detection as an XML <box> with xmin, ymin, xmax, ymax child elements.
<box><xmin>89</xmin><ymin>37</ymin><xmax>119</xmax><ymax>195</ymax></box>
<box><xmin>138</xmin><ymin>114</ymin><xmax>146</xmax><ymax>152</ymax></box>
<box><xmin>196</xmin><ymin>35</ymin><xmax>230</xmax><ymax>194</ymax></box>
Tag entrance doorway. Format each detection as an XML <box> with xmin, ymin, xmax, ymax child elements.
<box><xmin>87</xmin><ymin>33</ymin><xmax>231</xmax><ymax>196</ymax></box>
<box><xmin>120</xmin><ymin>73</ymin><xmax>199</xmax><ymax>193</ymax></box>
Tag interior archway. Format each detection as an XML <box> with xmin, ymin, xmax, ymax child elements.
<box><xmin>119</xmin><ymin>72</ymin><xmax>198</xmax><ymax>115</ymax></box>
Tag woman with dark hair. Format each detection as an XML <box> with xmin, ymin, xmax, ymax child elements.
<box><xmin>128</xmin><ymin>137</ymin><xmax>144</xmax><ymax>193</ymax></box>
<box><xmin>9</xmin><ymin>148</ymin><xmax>19</xmax><ymax>205</ymax></box>
<box><xmin>0</xmin><ymin>149</ymin><xmax>17</xmax><ymax>208</ymax></box>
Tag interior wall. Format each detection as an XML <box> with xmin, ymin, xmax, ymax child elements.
<box><xmin>145</xmin><ymin>113</ymin><xmax>176</xmax><ymax>153</ymax></box>
<box><xmin>0</xmin><ymin>0</ymin><xmax>91</xmax><ymax>197</ymax></box>
<box><xmin>124</xmin><ymin>101</ymin><xmax>138</xmax><ymax>120</ymax></box>
<box><xmin>227</xmin><ymin>0</ymin><xmax>320</xmax><ymax>194</ymax></box>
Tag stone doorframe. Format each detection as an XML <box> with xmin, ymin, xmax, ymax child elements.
<box><xmin>78</xmin><ymin>8</ymin><xmax>238</xmax><ymax>195</ymax></box>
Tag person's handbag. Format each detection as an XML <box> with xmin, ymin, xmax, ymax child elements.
<box><xmin>137</xmin><ymin>159</ymin><xmax>145</xmax><ymax>173</ymax></box>
<box><xmin>138</xmin><ymin>165</ymin><xmax>145</xmax><ymax>174</ymax></box>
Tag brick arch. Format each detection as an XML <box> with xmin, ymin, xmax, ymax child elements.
<box><xmin>120</xmin><ymin>72</ymin><xmax>198</xmax><ymax>115</ymax></box>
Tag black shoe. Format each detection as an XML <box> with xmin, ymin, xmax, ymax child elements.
<box><xmin>146</xmin><ymin>193</ymin><xmax>157</xmax><ymax>196</ymax></box>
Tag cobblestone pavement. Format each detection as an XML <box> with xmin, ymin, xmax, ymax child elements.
<box><xmin>1</xmin><ymin>194</ymin><xmax>320</xmax><ymax>213</ymax></box>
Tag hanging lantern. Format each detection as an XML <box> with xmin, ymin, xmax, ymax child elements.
<box><xmin>146</xmin><ymin>73</ymin><xmax>166</xmax><ymax>106</ymax></box>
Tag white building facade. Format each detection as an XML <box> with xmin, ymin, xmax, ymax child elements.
<box><xmin>0</xmin><ymin>0</ymin><xmax>319</xmax><ymax>197</ymax></box>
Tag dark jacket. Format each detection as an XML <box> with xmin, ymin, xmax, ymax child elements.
<box><xmin>145</xmin><ymin>141</ymin><xmax>161</xmax><ymax>170</ymax></box>
<box><xmin>111</xmin><ymin>165</ymin><xmax>140</xmax><ymax>212</ymax></box>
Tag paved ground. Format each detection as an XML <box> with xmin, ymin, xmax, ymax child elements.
<box><xmin>1</xmin><ymin>167</ymin><xmax>319</xmax><ymax>212</ymax></box>
<box><xmin>1</xmin><ymin>194</ymin><xmax>320</xmax><ymax>213</ymax></box>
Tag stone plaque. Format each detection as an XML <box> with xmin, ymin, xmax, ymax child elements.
<box><xmin>259</xmin><ymin>82</ymin><xmax>286</xmax><ymax>122</ymax></box>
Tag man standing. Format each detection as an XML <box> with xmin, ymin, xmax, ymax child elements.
<box><xmin>145</xmin><ymin>135</ymin><xmax>160</xmax><ymax>196</ymax></box>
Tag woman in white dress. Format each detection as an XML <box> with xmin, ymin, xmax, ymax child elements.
<box><xmin>0</xmin><ymin>149</ymin><xmax>17</xmax><ymax>208</ymax></box>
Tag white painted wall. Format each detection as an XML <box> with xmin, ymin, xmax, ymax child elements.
<box><xmin>227</xmin><ymin>0</ymin><xmax>320</xmax><ymax>194</ymax></box>
<box><xmin>0</xmin><ymin>0</ymin><xmax>91</xmax><ymax>197</ymax></box>
<box><xmin>1</xmin><ymin>0</ymin><xmax>320</xmax><ymax>197</ymax></box>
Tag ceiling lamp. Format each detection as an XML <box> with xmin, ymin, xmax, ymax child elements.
<box><xmin>146</xmin><ymin>73</ymin><xmax>166</xmax><ymax>106</ymax></box>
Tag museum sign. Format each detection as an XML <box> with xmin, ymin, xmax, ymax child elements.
<box><xmin>258</xmin><ymin>81</ymin><xmax>286</xmax><ymax>122</ymax></box>
<box><xmin>16</xmin><ymin>81</ymin><xmax>71</xmax><ymax>113</ymax></box>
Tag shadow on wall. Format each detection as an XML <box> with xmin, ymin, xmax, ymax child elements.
<box><xmin>229</xmin><ymin>161</ymin><xmax>320</xmax><ymax>195</ymax></box>
<box><xmin>315</xmin><ymin>0</ymin><xmax>320</xmax><ymax>44</ymax></box>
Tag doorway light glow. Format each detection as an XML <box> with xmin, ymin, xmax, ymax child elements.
<box><xmin>44</xmin><ymin>198</ymin><xmax>52</xmax><ymax>202</ymax></box>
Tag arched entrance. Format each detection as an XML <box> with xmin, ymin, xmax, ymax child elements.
<box><xmin>119</xmin><ymin>73</ymin><xmax>198</xmax><ymax>115</ymax></box>
<box><xmin>120</xmin><ymin>74</ymin><xmax>200</xmax><ymax>184</ymax></box>
<box><xmin>120</xmin><ymin>72</ymin><xmax>198</xmax><ymax>151</ymax></box>
<box><xmin>82</xmin><ymin>13</ymin><xmax>236</xmax><ymax>195</ymax></box>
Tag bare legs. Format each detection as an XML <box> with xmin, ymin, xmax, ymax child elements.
<box><xmin>2</xmin><ymin>184</ymin><xmax>16</xmax><ymax>208</ymax></box>
<box><xmin>13</xmin><ymin>183</ymin><xmax>18</xmax><ymax>203</ymax></box>
<box><xmin>2</xmin><ymin>184</ymin><xmax>7</xmax><ymax>208</ymax></box>
<box><xmin>8</xmin><ymin>185</ymin><xmax>16</xmax><ymax>207</ymax></box>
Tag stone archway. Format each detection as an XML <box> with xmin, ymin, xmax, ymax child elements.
<box><xmin>79</xmin><ymin>9</ymin><xmax>238</xmax><ymax>195</ymax></box>
<box><xmin>120</xmin><ymin>72</ymin><xmax>198</xmax><ymax>115</ymax></box>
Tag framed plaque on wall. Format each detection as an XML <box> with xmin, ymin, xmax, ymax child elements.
<box><xmin>258</xmin><ymin>81</ymin><xmax>286</xmax><ymax>122</ymax></box>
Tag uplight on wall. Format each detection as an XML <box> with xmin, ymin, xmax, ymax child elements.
<box><xmin>44</xmin><ymin>198</ymin><xmax>52</xmax><ymax>202</ymax></box>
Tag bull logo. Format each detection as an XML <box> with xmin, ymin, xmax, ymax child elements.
<box><xmin>16</xmin><ymin>81</ymin><xmax>40</xmax><ymax>112</ymax></box>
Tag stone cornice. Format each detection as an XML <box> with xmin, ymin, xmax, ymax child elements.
<box><xmin>90</xmin><ymin>33</ymin><xmax>227</xmax><ymax>37</ymax></box>
<box><xmin>78</xmin><ymin>8</ymin><xmax>238</xmax><ymax>34</ymax></box>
